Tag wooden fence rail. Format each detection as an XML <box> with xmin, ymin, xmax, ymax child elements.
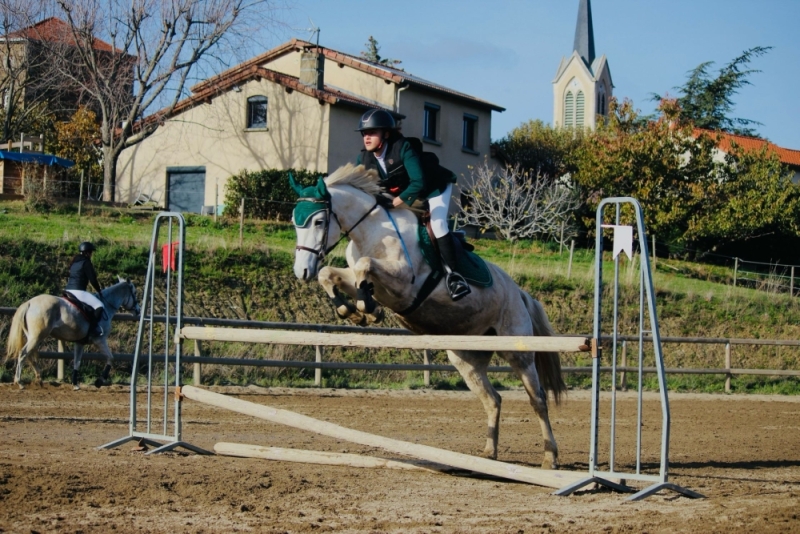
<box><xmin>2</xmin><ymin>308</ymin><xmax>799</xmax><ymax>392</ymax></box>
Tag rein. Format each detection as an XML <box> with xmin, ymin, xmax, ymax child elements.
<box><xmin>295</xmin><ymin>197</ymin><xmax>380</xmax><ymax>259</ymax></box>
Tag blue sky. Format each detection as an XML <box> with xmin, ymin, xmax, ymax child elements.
<box><xmin>273</xmin><ymin>0</ymin><xmax>800</xmax><ymax>149</ymax></box>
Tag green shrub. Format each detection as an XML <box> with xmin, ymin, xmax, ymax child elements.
<box><xmin>224</xmin><ymin>168</ymin><xmax>321</xmax><ymax>220</ymax></box>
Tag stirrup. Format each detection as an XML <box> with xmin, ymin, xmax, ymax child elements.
<box><xmin>446</xmin><ymin>272</ymin><xmax>471</xmax><ymax>301</ymax></box>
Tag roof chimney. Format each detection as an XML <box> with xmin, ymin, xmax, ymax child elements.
<box><xmin>300</xmin><ymin>48</ymin><xmax>324</xmax><ymax>90</ymax></box>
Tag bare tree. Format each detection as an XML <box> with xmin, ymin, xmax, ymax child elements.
<box><xmin>458</xmin><ymin>161</ymin><xmax>581</xmax><ymax>242</ymax></box>
<box><xmin>0</xmin><ymin>0</ymin><xmax>61</xmax><ymax>143</ymax></box>
<box><xmin>43</xmin><ymin>0</ymin><xmax>278</xmax><ymax>201</ymax></box>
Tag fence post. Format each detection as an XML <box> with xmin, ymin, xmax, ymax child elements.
<box><xmin>567</xmin><ymin>240</ymin><xmax>575</xmax><ymax>279</ymax></box>
<box><xmin>724</xmin><ymin>342</ymin><xmax>732</xmax><ymax>393</ymax></box>
<box><xmin>620</xmin><ymin>340</ymin><xmax>627</xmax><ymax>391</ymax></box>
<box><xmin>239</xmin><ymin>198</ymin><xmax>245</xmax><ymax>247</ymax></box>
<box><xmin>423</xmin><ymin>349</ymin><xmax>431</xmax><ymax>387</ymax></box>
<box><xmin>214</xmin><ymin>179</ymin><xmax>219</xmax><ymax>223</ymax></box>
<box><xmin>193</xmin><ymin>340</ymin><xmax>202</xmax><ymax>386</ymax></box>
<box><xmin>791</xmin><ymin>266</ymin><xmax>795</xmax><ymax>297</ymax></box>
<box><xmin>559</xmin><ymin>221</ymin><xmax>565</xmax><ymax>255</ymax></box>
<box><xmin>315</xmin><ymin>345</ymin><xmax>323</xmax><ymax>386</ymax></box>
<box><xmin>652</xmin><ymin>235</ymin><xmax>656</xmax><ymax>271</ymax></box>
<box><xmin>78</xmin><ymin>170</ymin><xmax>84</xmax><ymax>217</ymax></box>
<box><xmin>733</xmin><ymin>258</ymin><xmax>738</xmax><ymax>287</ymax></box>
<box><xmin>57</xmin><ymin>340</ymin><xmax>65</xmax><ymax>381</ymax></box>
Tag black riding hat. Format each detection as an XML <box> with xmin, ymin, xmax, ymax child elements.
<box><xmin>356</xmin><ymin>109</ymin><xmax>396</xmax><ymax>131</ymax></box>
<box><xmin>79</xmin><ymin>241</ymin><xmax>96</xmax><ymax>253</ymax></box>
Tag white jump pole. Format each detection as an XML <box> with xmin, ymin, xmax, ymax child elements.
<box><xmin>180</xmin><ymin>327</ymin><xmax>590</xmax><ymax>354</ymax></box>
<box><xmin>215</xmin><ymin>443</ymin><xmax>446</xmax><ymax>474</ymax></box>
<box><xmin>181</xmin><ymin>385</ymin><xmax>585</xmax><ymax>490</ymax></box>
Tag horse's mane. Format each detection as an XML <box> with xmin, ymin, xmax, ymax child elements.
<box><xmin>325</xmin><ymin>163</ymin><xmax>382</xmax><ymax>196</ymax></box>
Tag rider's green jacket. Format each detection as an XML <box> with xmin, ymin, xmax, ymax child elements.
<box><xmin>357</xmin><ymin>134</ymin><xmax>450</xmax><ymax>206</ymax></box>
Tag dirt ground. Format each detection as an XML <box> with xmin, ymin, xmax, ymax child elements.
<box><xmin>1</xmin><ymin>384</ymin><xmax>799</xmax><ymax>534</ymax></box>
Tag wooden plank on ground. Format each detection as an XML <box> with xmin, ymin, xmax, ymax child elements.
<box><xmin>215</xmin><ymin>443</ymin><xmax>455</xmax><ymax>474</ymax></box>
<box><xmin>179</xmin><ymin>327</ymin><xmax>589</xmax><ymax>353</ymax></box>
<box><xmin>182</xmin><ymin>385</ymin><xmax>586</xmax><ymax>490</ymax></box>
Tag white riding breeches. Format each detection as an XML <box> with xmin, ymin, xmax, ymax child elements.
<box><xmin>428</xmin><ymin>182</ymin><xmax>452</xmax><ymax>239</ymax></box>
<box><xmin>66</xmin><ymin>289</ymin><xmax>103</xmax><ymax>310</ymax></box>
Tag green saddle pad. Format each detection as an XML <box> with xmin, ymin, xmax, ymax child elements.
<box><xmin>417</xmin><ymin>226</ymin><xmax>493</xmax><ymax>288</ymax></box>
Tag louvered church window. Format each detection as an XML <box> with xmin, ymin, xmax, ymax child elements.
<box><xmin>564</xmin><ymin>91</ymin><xmax>574</xmax><ymax>127</ymax></box>
<box><xmin>576</xmin><ymin>91</ymin><xmax>585</xmax><ymax>127</ymax></box>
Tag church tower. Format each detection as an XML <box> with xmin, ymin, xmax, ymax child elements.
<box><xmin>553</xmin><ymin>0</ymin><xmax>613</xmax><ymax>129</ymax></box>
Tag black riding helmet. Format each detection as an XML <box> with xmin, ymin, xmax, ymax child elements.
<box><xmin>79</xmin><ymin>241</ymin><xmax>96</xmax><ymax>253</ymax></box>
<box><xmin>356</xmin><ymin>109</ymin><xmax>396</xmax><ymax>131</ymax></box>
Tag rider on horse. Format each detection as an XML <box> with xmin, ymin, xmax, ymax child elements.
<box><xmin>65</xmin><ymin>241</ymin><xmax>105</xmax><ymax>338</ymax></box>
<box><xmin>355</xmin><ymin>109</ymin><xmax>471</xmax><ymax>301</ymax></box>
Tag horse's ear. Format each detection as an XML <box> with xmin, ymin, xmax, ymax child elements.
<box><xmin>118</xmin><ymin>275</ymin><xmax>125</xmax><ymax>283</ymax></box>
<box><xmin>288</xmin><ymin>172</ymin><xmax>304</xmax><ymax>197</ymax></box>
<box><xmin>315</xmin><ymin>177</ymin><xmax>331</xmax><ymax>200</ymax></box>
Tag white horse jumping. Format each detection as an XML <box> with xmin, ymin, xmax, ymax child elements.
<box><xmin>6</xmin><ymin>277</ymin><xmax>140</xmax><ymax>390</ymax></box>
<box><xmin>291</xmin><ymin>164</ymin><xmax>567</xmax><ymax>469</ymax></box>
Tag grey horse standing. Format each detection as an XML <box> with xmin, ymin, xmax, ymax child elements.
<box><xmin>6</xmin><ymin>278</ymin><xmax>140</xmax><ymax>390</ymax></box>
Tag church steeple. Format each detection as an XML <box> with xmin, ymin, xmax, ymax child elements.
<box><xmin>553</xmin><ymin>0</ymin><xmax>612</xmax><ymax>130</ymax></box>
<box><xmin>573</xmin><ymin>0</ymin><xmax>595</xmax><ymax>66</ymax></box>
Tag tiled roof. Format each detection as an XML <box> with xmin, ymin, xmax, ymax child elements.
<box><xmin>192</xmin><ymin>38</ymin><xmax>505</xmax><ymax>112</ymax></box>
<box><xmin>695</xmin><ymin>128</ymin><xmax>800</xmax><ymax>167</ymax></box>
<box><xmin>142</xmin><ymin>66</ymin><xmax>396</xmax><ymax>128</ymax></box>
<box><xmin>5</xmin><ymin>17</ymin><xmax>119</xmax><ymax>54</ymax></box>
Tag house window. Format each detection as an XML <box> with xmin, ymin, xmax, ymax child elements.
<box><xmin>423</xmin><ymin>103</ymin><xmax>439</xmax><ymax>142</ymax></box>
<box><xmin>462</xmin><ymin>114</ymin><xmax>478</xmax><ymax>152</ymax></box>
<box><xmin>247</xmin><ymin>95</ymin><xmax>267</xmax><ymax>128</ymax></box>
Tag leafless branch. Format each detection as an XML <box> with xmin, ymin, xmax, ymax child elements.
<box><xmin>458</xmin><ymin>161</ymin><xmax>581</xmax><ymax>242</ymax></box>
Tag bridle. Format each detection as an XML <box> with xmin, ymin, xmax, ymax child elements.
<box><xmin>294</xmin><ymin>196</ymin><xmax>379</xmax><ymax>260</ymax></box>
<box><xmin>125</xmin><ymin>282</ymin><xmax>141</xmax><ymax>314</ymax></box>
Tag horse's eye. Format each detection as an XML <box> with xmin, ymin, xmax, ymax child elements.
<box><xmin>314</xmin><ymin>219</ymin><xmax>324</xmax><ymax>227</ymax></box>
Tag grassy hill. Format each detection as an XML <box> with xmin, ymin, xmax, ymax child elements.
<box><xmin>2</xmin><ymin>200</ymin><xmax>799</xmax><ymax>393</ymax></box>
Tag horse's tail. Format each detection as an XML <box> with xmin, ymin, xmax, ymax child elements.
<box><xmin>5</xmin><ymin>301</ymin><xmax>30</xmax><ymax>364</ymax></box>
<box><xmin>520</xmin><ymin>289</ymin><xmax>567</xmax><ymax>405</ymax></box>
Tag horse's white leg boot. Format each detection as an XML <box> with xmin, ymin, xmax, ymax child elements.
<box><xmin>447</xmin><ymin>350</ymin><xmax>501</xmax><ymax>459</ymax></box>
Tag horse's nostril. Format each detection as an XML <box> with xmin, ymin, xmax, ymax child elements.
<box><xmin>303</xmin><ymin>269</ymin><xmax>309</xmax><ymax>280</ymax></box>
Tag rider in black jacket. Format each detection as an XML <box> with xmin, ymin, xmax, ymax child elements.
<box><xmin>65</xmin><ymin>242</ymin><xmax>104</xmax><ymax>338</ymax></box>
<box><xmin>356</xmin><ymin>109</ymin><xmax>470</xmax><ymax>300</ymax></box>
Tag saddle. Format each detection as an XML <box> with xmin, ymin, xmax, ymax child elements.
<box><xmin>62</xmin><ymin>291</ymin><xmax>95</xmax><ymax>322</ymax></box>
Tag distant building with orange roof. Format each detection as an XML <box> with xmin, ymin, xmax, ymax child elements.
<box><xmin>694</xmin><ymin>128</ymin><xmax>800</xmax><ymax>182</ymax></box>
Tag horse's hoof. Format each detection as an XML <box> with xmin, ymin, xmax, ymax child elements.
<box><xmin>16</xmin><ymin>384</ymin><xmax>25</xmax><ymax>391</ymax></box>
<box><xmin>541</xmin><ymin>457</ymin><xmax>559</xmax><ymax>470</ymax></box>
<box><xmin>94</xmin><ymin>378</ymin><xmax>105</xmax><ymax>388</ymax></box>
<box><xmin>73</xmin><ymin>385</ymin><xmax>81</xmax><ymax>391</ymax></box>
<box><xmin>366</xmin><ymin>307</ymin><xmax>385</xmax><ymax>325</ymax></box>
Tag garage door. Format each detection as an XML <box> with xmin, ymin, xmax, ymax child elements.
<box><xmin>167</xmin><ymin>167</ymin><xmax>206</xmax><ymax>213</ymax></box>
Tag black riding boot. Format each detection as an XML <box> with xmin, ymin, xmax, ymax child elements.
<box><xmin>89</xmin><ymin>307</ymin><xmax>104</xmax><ymax>338</ymax></box>
<box><xmin>436</xmin><ymin>234</ymin><xmax>471</xmax><ymax>301</ymax></box>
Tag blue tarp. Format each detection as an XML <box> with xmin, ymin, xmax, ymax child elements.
<box><xmin>0</xmin><ymin>150</ymin><xmax>75</xmax><ymax>168</ymax></box>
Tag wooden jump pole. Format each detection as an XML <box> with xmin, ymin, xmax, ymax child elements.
<box><xmin>180</xmin><ymin>385</ymin><xmax>586</xmax><ymax>490</ymax></box>
<box><xmin>215</xmin><ymin>443</ymin><xmax>447</xmax><ymax>474</ymax></box>
<box><xmin>180</xmin><ymin>327</ymin><xmax>590</xmax><ymax>354</ymax></box>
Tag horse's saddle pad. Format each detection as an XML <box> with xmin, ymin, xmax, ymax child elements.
<box><xmin>62</xmin><ymin>292</ymin><xmax>95</xmax><ymax>319</ymax></box>
<box><xmin>417</xmin><ymin>226</ymin><xmax>493</xmax><ymax>288</ymax></box>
